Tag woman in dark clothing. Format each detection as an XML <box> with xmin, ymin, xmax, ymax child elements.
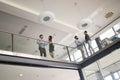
<box><xmin>48</xmin><ymin>35</ymin><xmax>54</xmax><ymax>58</ymax></box>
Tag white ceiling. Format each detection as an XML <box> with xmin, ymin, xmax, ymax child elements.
<box><xmin>0</xmin><ymin>64</ymin><xmax>80</xmax><ymax>80</ymax></box>
<box><xmin>0</xmin><ymin>0</ymin><xmax>120</xmax><ymax>46</ymax></box>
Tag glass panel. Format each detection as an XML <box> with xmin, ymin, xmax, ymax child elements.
<box><xmin>82</xmin><ymin>62</ymin><xmax>103</xmax><ymax>80</ymax></box>
<box><xmin>13</xmin><ymin>35</ymin><xmax>70</xmax><ymax>62</ymax></box>
<box><xmin>104</xmin><ymin>75</ymin><xmax>113</xmax><ymax>80</ymax></box>
<box><xmin>113</xmin><ymin>22</ymin><xmax>120</xmax><ymax>38</ymax></box>
<box><xmin>119</xmin><ymin>71</ymin><xmax>120</xmax><ymax>76</ymax></box>
<box><xmin>54</xmin><ymin>45</ymin><xmax>70</xmax><ymax>61</ymax></box>
<box><xmin>100</xmin><ymin>28</ymin><xmax>115</xmax><ymax>41</ymax></box>
<box><xmin>91</xmin><ymin>40</ymin><xmax>99</xmax><ymax>52</ymax></box>
<box><xmin>68</xmin><ymin>45</ymin><xmax>87</xmax><ymax>62</ymax></box>
<box><xmin>14</xmin><ymin>35</ymin><xmax>40</xmax><ymax>56</ymax></box>
<box><xmin>100</xmin><ymin>28</ymin><xmax>115</xmax><ymax>48</ymax></box>
<box><xmin>74</xmin><ymin>50</ymin><xmax>82</xmax><ymax>60</ymax></box>
<box><xmin>0</xmin><ymin>31</ymin><xmax>72</xmax><ymax>62</ymax></box>
<box><xmin>0</xmin><ymin>31</ymin><xmax>12</xmax><ymax>51</ymax></box>
<box><xmin>114</xmin><ymin>72</ymin><xmax>119</xmax><ymax>79</ymax></box>
<box><xmin>113</xmin><ymin>22</ymin><xmax>120</xmax><ymax>32</ymax></box>
<box><xmin>65</xmin><ymin>47</ymin><xmax>77</xmax><ymax>62</ymax></box>
<box><xmin>99</xmin><ymin>48</ymin><xmax>120</xmax><ymax>80</ymax></box>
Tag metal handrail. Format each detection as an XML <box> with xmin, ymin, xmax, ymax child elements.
<box><xmin>0</xmin><ymin>30</ymin><xmax>74</xmax><ymax>48</ymax></box>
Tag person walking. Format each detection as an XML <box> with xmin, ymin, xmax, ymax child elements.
<box><xmin>74</xmin><ymin>36</ymin><xmax>85</xmax><ymax>59</ymax></box>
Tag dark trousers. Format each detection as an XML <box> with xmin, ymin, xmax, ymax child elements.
<box><xmin>39</xmin><ymin>47</ymin><xmax>46</xmax><ymax>57</ymax></box>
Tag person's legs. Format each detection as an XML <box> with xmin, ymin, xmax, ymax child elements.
<box><xmin>87</xmin><ymin>43</ymin><xmax>92</xmax><ymax>55</ymax></box>
<box><xmin>43</xmin><ymin>48</ymin><xmax>46</xmax><ymax>57</ymax></box>
<box><xmin>88</xmin><ymin>41</ymin><xmax>94</xmax><ymax>54</ymax></box>
<box><xmin>50</xmin><ymin>52</ymin><xmax>54</xmax><ymax>58</ymax></box>
<box><xmin>79</xmin><ymin>45</ymin><xmax>85</xmax><ymax>59</ymax></box>
<box><xmin>39</xmin><ymin>47</ymin><xmax>43</xmax><ymax>56</ymax></box>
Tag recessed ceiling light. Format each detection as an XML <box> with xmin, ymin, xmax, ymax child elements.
<box><xmin>36</xmin><ymin>75</ymin><xmax>39</xmax><ymax>77</ymax></box>
<box><xmin>19</xmin><ymin>74</ymin><xmax>23</xmax><ymax>77</ymax></box>
<box><xmin>74</xmin><ymin>2</ymin><xmax>78</xmax><ymax>6</ymax></box>
<box><xmin>77</xmin><ymin>19</ymin><xmax>92</xmax><ymax>29</ymax></box>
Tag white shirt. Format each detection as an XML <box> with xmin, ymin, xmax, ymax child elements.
<box><xmin>75</xmin><ymin>39</ymin><xmax>82</xmax><ymax>46</ymax></box>
<box><xmin>37</xmin><ymin>39</ymin><xmax>48</xmax><ymax>48</ymax></box>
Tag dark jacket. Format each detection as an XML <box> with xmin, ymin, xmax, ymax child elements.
<box><xmin>85</xmin><ymin>34</ymin><xmax>90</xmax><ymax>43</ymax></box>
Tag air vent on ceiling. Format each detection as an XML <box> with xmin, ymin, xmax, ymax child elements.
<box><xmin>77</xmin><ymin>19</ymin><xmax>92</xmax><ymax>29</ymax></box>
<box><xmin>39</xmin><ymin>11</ymin><xmax>55</xmax><ymax>24</ymax></box>
<box><xmin>82</xmin><ymin>23</ymin><xmax>88</xmax><ymax>27</ymax></box>
<box><xmin>19</xmin><ymin>25</ymin><xmax>27</xmax><ymax>34</ymax></box>
<box><xmin>43</xmin><ymin>16</ymin><xmax>50</xmax><ymax>21</ymax></box>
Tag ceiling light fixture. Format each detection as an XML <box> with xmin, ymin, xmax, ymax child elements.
<box><xmin>19</xmin><ymin>74</ymin><xmax>23</xmax><ymax>77</ymax></box>
<box><xmin>39</xmin><ymin>11</ymin><xmax>55</xmax><ymax>24</ymax></box>
<box><xmin>105</xmin><ymin>12</ymin><xmax>114</xmax><ymax>18</ymax></box>
<box><xmin>77</xmin><ymin>19</ymin><xmax>92</xmax><ymax>29</ymax></box>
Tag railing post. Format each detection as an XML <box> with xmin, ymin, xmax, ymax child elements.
<box><xmin>78</xmin><ymin>68</ymin><xmax>85</xmax><ymax>80</ymax></box>
<box><xmin>66</xmin><ymin>46</ymin><xmax>72</xmax><ymax>62</ymax></box>
<box><xmin>95</xmin><ymin>37</ymin><xmax>102</xmax><ymax>49</ymax></box>
<box><xmin>11</xmin><ymin>34</ymin><xmax>14</xmax><ymax>52</ymax></box>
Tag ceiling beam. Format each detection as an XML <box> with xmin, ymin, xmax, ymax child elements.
<box><xmin>0</xmin><ymin>53</ymin><xmax>79</xmax><ymax>70</ymax></box>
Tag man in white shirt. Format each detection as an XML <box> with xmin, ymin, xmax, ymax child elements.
<box><xmin>74</xmin><ymin>36</ymin><xmax>85</xmax><ymax>59</ymax></box>
<box><xmin>37</xmin><ymin>34</ymin><xmax>47</xmax><ymax>57</ymax></box>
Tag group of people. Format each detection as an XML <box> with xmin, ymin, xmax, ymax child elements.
<box><xmin>37</xmin><ymin>31</ymin><xmax>94</xmax><ymax>59</ymax></box>
<box><xmin>74</xmin><ymin>31</ymin><xmax>94</xmax><ymax>59</ymax></box>
<box><xmin>37</xmin><ymin>34</ymin><xmax>54</xmax><ymax>58</ymax></box>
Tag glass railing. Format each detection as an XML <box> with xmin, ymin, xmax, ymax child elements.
<box><xmin>0</xmin><ymin>31</ymin><xmax>74</xmax><ymax>62</ymax></box>
<box><xmin>0</xmin><ymin>30</ymin><xmax>120</xmax><ymax>63</ymax></box>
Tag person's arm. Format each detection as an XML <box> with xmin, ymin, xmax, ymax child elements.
<box><xmin>37</xmin><ymin>39</ymin><xmax>39</xmax><ymax>44</ymax></box>
<box><xmin>37</xmin><ymin>39</ymin><xmax>43</xmax><ymax>46</ymax></box>
<box><xmin>44</xmin><ymin>41</ymin><xmax>49</xmax><ymax>46</ymax></box>
<box><xmin>74</xmin><ymin>41</ymin><xmax>78</xmax><ymax>48</ymax></box>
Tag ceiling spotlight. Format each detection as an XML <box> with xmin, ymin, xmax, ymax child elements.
<box><xmin>19</xmin><ymin>74</ymin><xmax>23</xmax><ymax>77</ymax></box>
<box><xmin>74</xmin><ymin>2</ymin><xmax>78</xmax><ymax>6</ymax></box>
